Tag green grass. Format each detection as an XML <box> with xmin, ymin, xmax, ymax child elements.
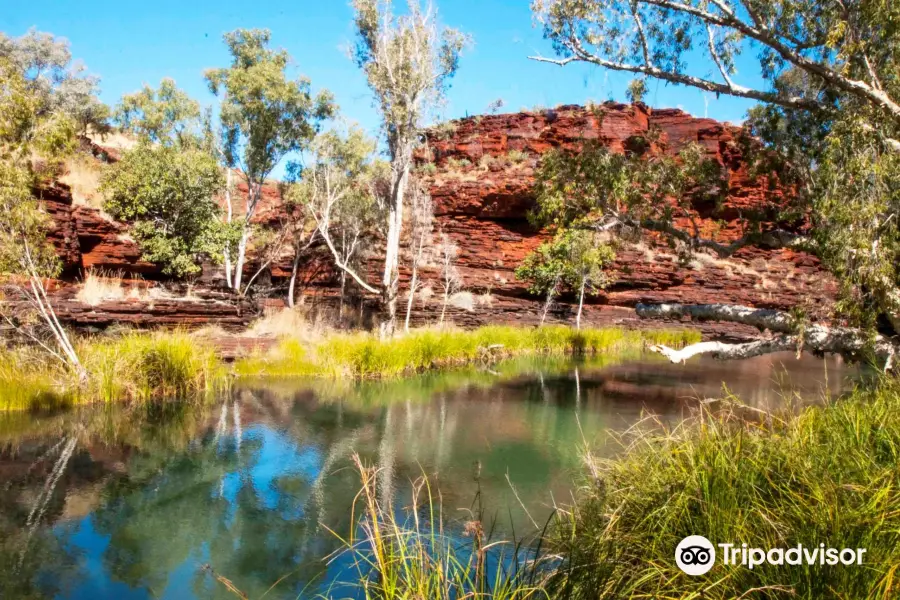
<box><xmin>0</xmin><ymin>331</ymin><xmax>229</xmax><ymax>411</ymax></box>
<box><xmin>549</xmin><ymin>378</ymin><xmax>900</xmax><ymax>599</ymax></box>
<box><xmin>321</xmin><ymin>456</ymin><xmax>551</xmax><ymax>600</ymax></box>
<box><xmin>81</xmin><ymin>331</ymin><xmax>229</xmax><ymax>403</ymax></box>
<box><xmin>0</xmin><ymin>325</ymin><xmax>699</xmax><ymax>410</ymax></box>
<box><xmin>234</xmin><ymin>325</ymin><xmax>700</xmax><ymax>380</ymax></box>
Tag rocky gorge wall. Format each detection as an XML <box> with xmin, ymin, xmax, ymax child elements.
<box><xmin>36</xmin><ymin>103</ymin><xmax>837</xmax><ymax>339</ymax></box>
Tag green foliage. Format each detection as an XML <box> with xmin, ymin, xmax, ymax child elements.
<box><xmin>0</xmin><ymin>161</ymin><xmax>61</xmax><ymax>278</ymax></box>
<box><xmin>0</xmin><ymin>55</ymin><xmax>76</xmax><ymax>168</ymax></box>
<box><xmin>352</xmin><ymin>0</ymin><xmax>468</xmax><ymax>160</ymax></box>
<box><xmin>551</xmin><ymin>377</ymin><xmax>900</xmax><ymax>598</ymax></box>
<box><xmin>533</xmin><ymin>0</ymin><xmax>900</xmax><ymax>334</ymax></box>
<box><xmin>516</xmin><ymin>230</ymin><xmax>616</xmax><ymax>303</ymax></box>
<box><xmin>100</xmin><ymin>144</ymin><xmax>226</xmax><ymax>276</ymax></box>
<box><xmin>115</xmin><ymin>78</ymin><xmax>203</xmax><ymax>147</ymax></box>
<box><xmin>515</xmin><ymin>238</ymin><xmax>568</xmax><ymax>300</ymax></box>
<box><xmin>0</xmin><ymin>29</ymin><xmax>109</xmax><ymax>138</ymax></box>
<box><xmin>234</xmin><ymin>325</ymin><xmax>699</xmax><ymax>380</ymax></box>
<box><xmin>205</xmin><ymin>29</ymin><xmax>334</xmax><ymax>182</ymax></box>
<box><xmin>557</xmin><ymin>229</ymin><xmax>616</xmax><ymax>295</ymax></box>
<box><xmin>531</xmin><ymin>140</ymin><xmax>724</xmax><ymax>236</ymax></box>
<box><xmin>625</xmin><ymin>78</ymin><xmax>647</xmax><ymax>104</ymax></box>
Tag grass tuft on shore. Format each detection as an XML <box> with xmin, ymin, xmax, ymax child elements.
<box><xmin>235</xmin><ymin>325</ymin><xmax>700</xmax><ymax>380</ymax></box>
<box><xmin>0</xmin><ymin>331</ymin><xmax>229</xmax><ymax>411</ymax></box>
<box><xmin>82</xmin><ymin>331</ymin><xmax>229</xmax><ymax>403</ymax></box>
<box><xmin>550</xmin><ymin>378</ymin><xmax>900</xmax><ymax>599</ymax></box>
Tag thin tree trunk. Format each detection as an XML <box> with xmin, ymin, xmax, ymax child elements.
<box><xmin>404</xmin><ymin>266</ymin><xmax>418</xmax><ymax>333</ymax></box>
<box><xmin>233</xmin><ymin>181</ymin><xmax>261</xmax><ymax>294</ymax></box>
<box><xmin>339</xmin><ymin>271</ymin><xmax>347</xmax><ymax>321</ymax></box>
<box><xmin>540</xmin><ymin>279</ymin><xmax>559</xmax><ymax>325</ymax></box>
<box><xmin>440</xmin><ymin>288</ymin><xmax>449</xmax><ymax>325</ymax></box>
<box><xmin>223</xmin><ymin>169</ymin><xmax>234</xmax><ymax>289</ymax></box>
<box><xmin>576</xmin><ymin>278</ymin><xmax>586</xmax><ymax>330</ymax></box>
<box><xmin>288</xmin><ymin>244</ymin><xmax>301</xmax><ymax>309</ymax></box>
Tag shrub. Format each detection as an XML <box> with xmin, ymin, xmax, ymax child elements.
<box><xmin>507</xmin><ymin>150</ymin><xmax>528</xmax><ymax>164</ymax></box>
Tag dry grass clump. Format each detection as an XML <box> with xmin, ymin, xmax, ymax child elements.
<box><xmin>244</xmin><ymin>307</ymin><xmax>327</xmax><ymax>342</ymax></box>
<box><xmin>59</xmin><ymin>152</ymin><xmax>106</xmax><ymax>207</ymax></box>
<box><xmin>77</xmin><ymin>269</ymin><xmax>127</xmax><ymax>306</ymax></box>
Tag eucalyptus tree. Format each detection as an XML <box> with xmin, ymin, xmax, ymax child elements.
<box><xmin>436</xmin><ymin>231</ymin><xmax>461</xmax><ymax>325</ymax></box>
<box><xmin>0</xmin><ymin>47</ymin><xmax>84</xmax><ymax>377</ymax></box>
<box><xmin>101</xmin><ymin>80</ymin><xmax>227</xmax><ymax>278</ymax></box>
<box><xmin>289</xmin><ymin>127</ymin><xmax>382</xmax><ymax>316</ymax></box>
<box><xmin>0</xmin><ymin>29</ymin><xmax>109</xmax><ymax>138</ymax></box>
<box><xmin>351</xmin><ymin>0</ymin><xmax>467</xmax><ymax>336</ymax></box>
<box><xmin>560</xmin><ymin>230</ymin><xmax>616</xmax><ymax>329</ymax></box>
<box><xmin>516</xmin><ymin>230</ymin><xmax>615</xmax><ymax>329</ymax></box>
<box><xmin>531</xmin><ymin>0</ymin><xmax>900</xmax><ymax>367</ymax></box>
<box><xmin>515</xmin><ymin>237</ymin><xmax>568</xmax><ymax>326</ymax></box>
<box><xmin>205</xmin><ymin>29</ymin><xmax>334</xmax><ymax>295</ymax></box>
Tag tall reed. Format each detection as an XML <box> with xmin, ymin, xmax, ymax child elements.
<box><xmin>549</xmin><ymin>379</ymin><xmax>900</xmax><ymax>599</ymax></box>
<box><xmin>320</xmin><ymin>455</ymin><xmax>551</xmax><ymax>600</ymax></box>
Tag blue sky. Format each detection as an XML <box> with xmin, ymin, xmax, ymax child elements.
<box><xmin>6</xmin><ymin>0</ymin><xmax>766</xmax><ymax>170</ymax></box>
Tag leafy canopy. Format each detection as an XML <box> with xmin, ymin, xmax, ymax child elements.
<box><xmin>352</xmin><ymin>0</ymin><xmax>468</xmax><ymax>159</ymax></box>
<box><xmin>205</xmin><ymin>29</ymin><xmax>334</xmax><ymax>184</ymax></box>
<box><xmin>533</xmin><ymin>0</ymin><xmax>900</xmax><ymax>332</ymax></box>
<box><xmin>115</xmin><ymin>78</ymin><xmax>203</xmax><ymax>148</ymax></box>
<box><xmin>0</xmin><ymin>29</ymin><xmax>109</xmax><ymax>137</ymax></box>
<box><xmin>103</xmin><ymin>80</ymin><xmax>228</xmax><ymax>277</ymax></box>
<box><xmin>101</xmin><ymin>145</ymin><xmax>225</xmax><ymax>277</ymax></box>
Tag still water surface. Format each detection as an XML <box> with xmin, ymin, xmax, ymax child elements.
<box><xmin>0</xmin><ymin>353</ymin><xmax>858</xmax><ymax>599</ymax></box>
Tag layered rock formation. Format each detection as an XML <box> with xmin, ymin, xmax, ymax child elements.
<box><xmin>36</xmin><ymin>103</ymin><xmax>837</xmax><ymax>338</ymax></box>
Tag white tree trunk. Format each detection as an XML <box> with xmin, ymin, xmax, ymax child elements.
<box><xmin>379</xmin><ymin>164</ymin><xmax>408</xmax><ymax>338</ymax></box>
<box><xmin>404</xmin><ymin>266</ymin><xmax>418</xmax><ymax>333</ymax></box>
<box><xmin>636</xmin><ymin>303</ymin><xmax>898</xmax><ymax>371</ymax></box>
<box><xmin>440</xmin><ymin>288</ymin><xmax>449</xmax><ymax>326</ymax></box>
<box><xmin>287</xmin><ymin>246</ymin><xmax>301</xmax><ymax>309</ymax></box>
<box><xmin>540</xmin><ymin>279</ymin><xmax>559</xmax><ymax>326</ymax></box>
<box><xmin>223</xmin><ymin>169</ymin><xmax>234</xmax><ymax>289</ymax></box>
<box><xmin>576</xmin><ymin>278</ymin><xmax>586</xmax><ymax>330</ymax></box>
<box><xmin>339</xmin><ymin>271</ymin><xmax>347</xmax><ymax>321</ymax></box>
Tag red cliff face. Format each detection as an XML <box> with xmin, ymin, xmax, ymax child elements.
<box><xmin>406</xmin><ymin>103</ymin><xmax>835</xmax><ymax>332</ymax></box>
<box><xmin>38</xmin><ymin>104</ymin><xmax>837</xmax><ymax>337</ymax></box>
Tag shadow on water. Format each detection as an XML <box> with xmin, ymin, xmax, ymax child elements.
<box><xmin>0</xmin><ymin>352</ymin><xmax>860</xmax><ymax>599</ymax></box>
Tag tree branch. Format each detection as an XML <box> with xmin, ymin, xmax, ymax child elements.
<box><xmin>638</xmin><ymin>302</ymin><xmax>898</xmax><ymax>370</ymax></box>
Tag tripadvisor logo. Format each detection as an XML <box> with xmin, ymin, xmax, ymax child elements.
<box><xmin>675</xmin><ymin>536</ymin><xmax>867</xmax><ymax>576</ymax></box>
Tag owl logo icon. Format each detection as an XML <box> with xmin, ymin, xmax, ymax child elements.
<box><xmin>675</xmin><ymin>536</ymin><xmax>716</xmax><ymax>575</ymax></box>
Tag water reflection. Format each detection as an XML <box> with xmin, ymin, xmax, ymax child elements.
<box><xmin>0</xmin><ymin>352</ymin><xmax>857</xmax><ymax>599</ymax></box>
